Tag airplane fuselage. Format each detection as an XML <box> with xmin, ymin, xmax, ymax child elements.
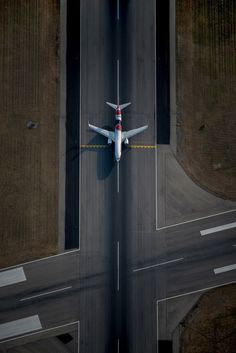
<box><xmin>114</xmin><ymin>107</ymin><xmax>122</xmax><ymax>162</ymax></box>
<box><xmin>115</xmin><ymin>122</ymin><xmax>122</xmax><ymax>162</ymax></box>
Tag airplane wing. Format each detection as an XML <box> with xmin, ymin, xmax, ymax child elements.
<box><xmin>121</xmin><ymin>125</ymin><xmax>148</xmax><ymax>142</ymax></box>
<box><xmin>88</xmin><ymin>123</ymin><xmax>115</xmax><ymax>141</ymax></box>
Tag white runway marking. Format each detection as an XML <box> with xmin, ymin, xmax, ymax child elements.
<box><xmin>117</xmin><ymin>0</ymin><xmax>120</xmax><ymax>20</ymax></box>
<box><xmin>116</xmin><ymin>58</ymin><xmax>120</xmax><ymax>194</ymax></box>
<box><xmin>133</xmin><ymin>257</ymin><xmax>184</xmax><ymax>273</ymax></box>
<box><xmin>0</xmin><ymin>267</ymin><xmax>26</xmax><ymax>288</ymax></box>
<box><xmin>0</xmin><ymin>315</ymin><xmax>42</xmax><ymax>340</ymax></box>
<box><xmin>214</xmin><ymin>264</ymin><xmax>236</xmax><ymax>275</ymax></box>
<box><xmin>117</xmin><ymin>59</ymin><xmax>119</xmax><ymax>104</ymax></box>
<box><xmin>156</xmin><ymin>209</ymin><xmax>236</xmax><ymax>231</ymax></box>
<box><xmin>20</xmin><ymin>286</ymin><xmax>72</xmax><ymax>302</ymax></box>
<box><xmin>117</xmin><ymin>162</ymin><xmax>120</xmax><ymax>193</ymax></box>
<box><xmin>200</xmin><ymin>222</ymin><xmax>236</xmax><ymax>236</ymax></box>
<box><xmin>117</xmin><ymin>242</ymin><xmax>120</xmax><ymax>291</ymax></box>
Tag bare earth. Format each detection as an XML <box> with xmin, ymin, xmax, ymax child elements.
<box><xmin>176</xmin><ymin>2</ymin><xmax>236</xmax><ymax>351</ymax></box>
<box><xmin>176</xmin><ymin>0</ymin><xmax>236</xmax><ymax>200</ymax></box>
<box><xmin>0</xmin><ymin>0</ymin><xmax>59</xmax><ymax>267</ymax></box>
<box><xmin>180</xmin><ymin>284</ymin><xmax>236</xmax><ymax>353</ymax></box>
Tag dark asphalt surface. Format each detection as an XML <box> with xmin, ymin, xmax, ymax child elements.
<box><xmin>78</xmin><ymin>0</ymin><xmax>156</xmax><ymax>351</ymax></box>
<box><xmin>0</xmin><ymin>1</ymin><xmax>236</xmax><ymax>353</ymax></box>
<box><xmin>65</xmin><ymin>0</ymin><xmax>80</xmax><ymax>249</ymax></box>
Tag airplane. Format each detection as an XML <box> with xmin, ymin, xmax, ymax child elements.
<box><xmin>88</xmin><ymin>61</ymin><xmax>148</xmax><ymax>163</ymax></box>
<box><xmin>88</xmin><ymin>103</ymin><xmax>148</xmax><ymax>162</ymax></box>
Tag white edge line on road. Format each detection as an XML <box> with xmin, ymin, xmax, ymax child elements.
<box><xmin>155</xmin><ymin>141</ymin><xmax>158</xmax><ymax>231</ymax></box>
<box><xmin>154</xmin><ymin>0</ymin><xmax>158</xmax><ymax>233</ymax></box>
<box><xmin>117</xmin><ymin>242</ymin><xmax>120</xmax><ymax>291</ymax></box>
<box><xmin>20</xmin><ymin>286</ymin><xmax>72</xmax><ymax>302</ymax></box>
<box><xmin>0</xmin><ymin>249</ymin><xmax>79</xmax><ymax>273</ymax></box>
<box><xmin>133</xmin><ymin>257</ymin><xmax>184</xmax><ymax>273</ymax></box>
<box><xmin>200</xmin><ymin>222</ymin><xmax>236</xmax><ymax>236</ymax></box>
<box><xmin>214</xmin><ymin>264</ymin><xmax>236</xmax><ymax>275</ymax></box>
<box><xmin>156</xmin><ymin>209</ymin><xmax>236</xmax><ymax>231</ymax></box>
<box><xmin>78</xmin><ymin>0</ymin><xmax>82</xmax><ymax>252</ymax></box>
<box><xmin>156</xmin><ymin>299</ymin><xmax>159</xmax><ymax>353</ymax></box>
<box><xmin>156</xmin><ymin>279</ymin><xmax>236</xmax><ymax>353</ymax></box>
<box><xmin>58</xmin><ymin>0</ymin><xmax>67</xmax><ymax>252</ymax></box>
<box><xmin>157</xmin><ymin>279</ymin><xmax>236</xmax><ymax>304</ymax></box>
<box><xmin>78</xmin><ymin>320</ymin><xmax>80</xmax><ymax>353</ymax></box>
<box><xmin>77</xmin><ymin>321</ymin><xmax>80</xmax><ymax>353</ymax></box>
<box><xmin>0</xmin><ymin>321</ymin><xmax>80</xmax><ymax>346</ymax></box>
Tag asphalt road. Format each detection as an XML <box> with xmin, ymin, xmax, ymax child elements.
<box><xmin>0</xmin><ymin>1</ymin><xmax>236</xmax><ymax>353</ymax></box>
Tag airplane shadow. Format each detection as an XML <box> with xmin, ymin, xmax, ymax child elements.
<box><xmin>67</xmin><ymin>125</ymin><xmax>132</xmax><ymax>181</ymax></box>
<box><xmin>83</xmin><ymin>125</ymin><xmax>115</xmax><ymax>180</ymax></box>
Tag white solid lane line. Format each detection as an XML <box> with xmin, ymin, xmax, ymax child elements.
<box><xmin>133</xmin><ymin>257</ymin><xmax>184</xmax><ymax>273</ymax></box>
<box><xmin>200</xmin><ymin>222</ymin><xmax>236</xmax><ymax>236</ymax></box>
<box><xmin>117</xmin><ymin>161</ymin><xmax>120</xmax><ymax>193</ymax></box>
<box><xmin>117</xmin><ymin>0</ymin><xmax>119</xmax><ymax>20</ymax></box>
<box><xmin>0</xmin><ymin>267</ymin><xmax>26</xmax><ymax>288</ymax></box>
<box><xmin>117</xmin><ymin>338</ymin><xmax>120</xmax><ymax>353</ymax></box>
<box><xmin>20</xmin><ymin>286</ymin><xmax>72</xmax><ymax>302</ymax></box>
<box><xmin>214</xmin><ymin>264</ymin><xmax>236</xmax><ymax>275</ymax></box>
<box><xmin>0</xmin><ymin>315</ymin><xmax>42</xmax><ymax>340</ymax></box>
<box><xmin>117</xmin><ymin>242</ymin><xmax>120</xmax><ymax>291</ymax></box>
<box><xmin>117</xmin><ymin>59</ymin><xmax>119</xmax><ymax>104</ymax></box>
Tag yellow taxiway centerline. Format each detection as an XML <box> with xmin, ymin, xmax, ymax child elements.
<box><xmin>127</xmin><ymin>145</ymin><xmax>156</xmax><ymax>149</ymax></box>
<box><xmin>80</xmin><ymin>144</ymin><xmax>108</xmax><ymax>148</ymax></box>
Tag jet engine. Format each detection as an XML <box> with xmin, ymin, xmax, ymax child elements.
<box><xmin>107</xmin><ymin>138</ymin><xmax>112</xmax><ymax>145</ymax></box>
<box><xmin>124</xmin><ymin>138</ymin><xmax>129</xmax><ymax>145</ymax></box>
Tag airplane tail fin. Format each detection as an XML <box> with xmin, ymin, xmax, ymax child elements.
<box><xmin>106</xmin><ymin>102</ymin><xmax>131</xmax><ymax>110</ymax></box>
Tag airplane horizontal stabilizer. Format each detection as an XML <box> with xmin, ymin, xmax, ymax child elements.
<box><xmin>106</xmin><ymin>102</ymin><xmax>117</xmax><ymax>110</ymax></box>
<box><xmin>106</xmin><ymin>102</ymin><xmax>131</xmax><ymax>110</ymax></box>
<box><xmin>120</xmin><ymin>102</ymin><xmax>131</xmax><ymax>110</ymax></box>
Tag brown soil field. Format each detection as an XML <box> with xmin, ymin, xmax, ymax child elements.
<box><xmin>180</xmin><ymin>284</ymin><xmax>236</xmax><ymax>353</ymax></box>
<box><xmin>176</xmin><ymin>0</ymin><xmax>236</xmax><ymax>200</ymax></box>
<box><xmin>0</xmin><ymin>0</ymin><xmax>59</xmax><ymax>267</ymax></box>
